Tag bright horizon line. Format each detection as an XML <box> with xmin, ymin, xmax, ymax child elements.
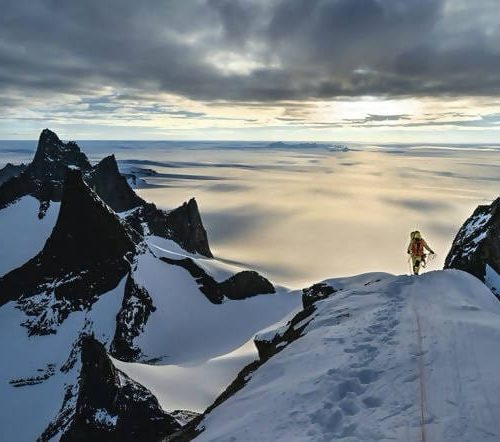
<box><xmin>2</xmin><ymin>138</ymin><xmax>500</xmax><ymax>146</ymax></box>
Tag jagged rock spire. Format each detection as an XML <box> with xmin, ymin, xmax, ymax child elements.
<box><xmin>43</xmin><ymin>168</ymin><xmax>136</xmax><ymax>268</ymax></box>
<box><xmin>445</xmin><ymin>197</ymin><xmax>500</xmax><ymax>295</ymax></box>
<box><xmin>27</xmin><ymin>128</ymin><xmax>91</xmax><ymax>181</ymax></box>
<box><xmin>164</xmin><ymin>198</ymin><xmax>213</xmax><ymax>257</ymax></box>
<box><xmin>88</xmin><ymin>155</ymin><xmax>144</xmax><ymax>212</ymax></box>
<box><xmin>60</xmin><ymin>336</ymin><xmax>180</xmax><ymax>441</ymax></box>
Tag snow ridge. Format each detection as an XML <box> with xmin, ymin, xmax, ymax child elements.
<box><xmin>189</xmin><ymin>270</ymin><xmax>500</xmax><ymax>442</ymax></box>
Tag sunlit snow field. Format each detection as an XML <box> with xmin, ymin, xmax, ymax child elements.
<box><xmin>2</xmin><ymin>140</ymin><xmax>499</xmax><ymax>288</ymax></box>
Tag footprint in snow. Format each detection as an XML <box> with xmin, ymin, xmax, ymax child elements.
<box><xmin>363</xmin><ymin>396</ymin><xmax>383</xmax><ymax>408</ymax></box>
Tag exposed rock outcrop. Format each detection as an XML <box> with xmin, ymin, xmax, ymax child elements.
<box><xmin>131</xmin><ymin>198</ymin><xmax>212</xmax><ymax>257</ymax></box>
<box><xmin>61</xmin><ymin>336</ymin><xmax>180</xmax><ymax>441</ymax></box>
<box><xmin>110</xmin><ymin>274</ymin><xmax>156</xmax><ymax>361</ymax></box>
<box><xmin>445</xmin><ymin>197</ymin><xmax>500</xmax><ymax>295</ymax></box>
<box><xmin>164</xmin><ymin>198</ymin><xmax>212</xmax><ymax>257</ymax></box>
<box><xmin>0</xmin><ymin>162</ymin><xmax>26</xmax><ymax>185</ymax></box>
<box><xmin>0</xmin><ymin>129</ymin><xmax>91</xmax><ymax>209</ymax></box>
<box><xmin>160</xmin><ymin>257</ymin><xmax>275</xmax><ymax>303</ymax></box>
<box><xmin>0</xmin><ymin>171</ymin><xmax>32</xmax><ymax>209</ymax></box>
<box><xmin>219</xmin><ymin>271</ymin><xmax>276</xmax><ymax>300</ymax></box>
<box><xmin>302</xmin><ymin>282</ymin><xmax>336</xmax><ymax>308</ymax></box>
<box><xmin>87</xmin><ymin>155</ymin><xmax>145</xmax><ymax>212</ymax></box>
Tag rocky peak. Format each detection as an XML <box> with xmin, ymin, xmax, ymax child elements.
<box><xmin>164</xmin><ymin>198</ymin><xmax>213</xmax><ymax>257</ymax></box>
<box><xmin>0</xmin><ymin>129</ymin><xmax>93</xmax><ymax>208</ymax></box>
<box><xmin>87</xmin><ymin>155</ymin><xmax>145</xmax><ymax>212</ymax></box>
<box><xmin>43</xmin><ymin>168</ymin><xmax>136</xmax><ymax>270</ymax></box>
<box><xmin>61</xmin><ymin>335</ymin><xmax>180</xmax><ymax>441</ymax></box>
<box><xmin>78</xmin><ymin>335</ymin><xmax>120</xmax><ymax>409</ymax></box>
<box><xmin>27</xmin><ymin>129</ymin><xmax>91</xmax><ymax>182</ymax></box>
<box><xmin>0</xmin><ymin>168</ymin><xmax>137</xmax><ymax>311</ymax></box>
<box><xmin>94</xmin><ymin>154</ymin><xmax>120</xmax><ymax>175</ymax></box>
<box><xmin>445</xmin><ymin>197</ymin><xmax>500</xmax><ymax>295</ymax></box>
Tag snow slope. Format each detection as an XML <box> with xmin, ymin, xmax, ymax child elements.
<box><xmin>115</xmin><ymin>246</ymin><xmax>301</xmax><ymax>411</ymax></box>
<box><xmin>131</xmin><ymin>251</ymin><xmax>299</xmax><ymax>364</ymax></box>
<box><xmin>112</xmin><ymin>339</ymin><xmax>257</xmax><ymax>412</ymax></box>
<box><xmin>195</xmin><ymin>270</ymin><xmax>500</xmax><ymax>442</ymax></box>
<box><xmin>0</xmin><ymin>196</ymin><xmax>60</xmax><ymax>276</ymax></box>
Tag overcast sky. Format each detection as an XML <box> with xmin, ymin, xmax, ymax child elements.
<box><xmin>1</xmin><ymin>0</ymin><xmax>500</xmax><ymax>141</ymax></box>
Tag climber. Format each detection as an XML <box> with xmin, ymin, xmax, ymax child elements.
<box><xmin>407</xmin><ymin>231</ymin><xmax>435</xmax><ymax>275</ymax></box>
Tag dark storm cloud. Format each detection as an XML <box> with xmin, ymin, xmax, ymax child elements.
<box><xmin>1</xmin><ymin>0</ymin><xmax>500</xmax><ymax>107</ymax></box>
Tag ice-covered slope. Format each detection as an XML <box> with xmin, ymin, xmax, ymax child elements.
<box><xmin>190</xmin><ymin>270</ymin><xmax>500</xmax><ymax>442</ymax></box>
<box><xmin>0</xmin><ymin>195</ymin><xmax>60</xmax><ymax>276</ymax></box>
<box><xmin>111</xmin><ymin>236</ymin><xmax>301</xmax><ymax>412</ymax></box>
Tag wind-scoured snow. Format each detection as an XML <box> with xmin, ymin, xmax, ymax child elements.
<box><xmin>0</xmin><ymin>196</ymin><xmax>60</xmax><ymax>276</ymax></box>
<box><xmin>195</xmin><ymin>270</ymin><xmax>500</xmax><ymax>442</ymax></box>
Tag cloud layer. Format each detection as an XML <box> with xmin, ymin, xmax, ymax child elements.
<box><xmin>1</xmin><ymin>0</ymin><xmax>500</xmax><ymax>138</ymax></box>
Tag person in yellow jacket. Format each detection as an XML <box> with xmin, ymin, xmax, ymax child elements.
<box><xmin>407</xmin><ymin>231</ymin><xmax>435</xmax><ymax>275</ymax></box>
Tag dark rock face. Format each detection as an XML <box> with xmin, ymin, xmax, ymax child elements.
<box><xmin>302</xmin><ymin>282</ymin><xmax>336</xmax><ymax>308</ymax></box>
<box><xmin>87</xmin><ymin>155</ymin><xmax>145</xmax><ymax>212</ymax></box>
<box><xmin>160</xmin><ymin>257</ymin><xmax>275</xmax><ymax>303</ymax></box>
<box><xmin>27</xmin><ymin>129</ymin><xmax>91</xmax><ymax>183</ymax></box>
<box><xmin>254</xmin><ymin>282</ymin><xmax>338</xmax><ymax>362</ymax></box>
<box><xmin>254</xmin><ymin>306</ymin><xmax>316</xmax><ymax>363</ymax></box>
<box><xmin>160</xmin><ymin>257</ymin><xmax>223</xmax><ymax>304</ymax></box>
<box><xmin>61</xmin><ymin>336</ymin><xmax>180</xmax><ymax>442</ymax></box>
<box><xmin>0</xmin><ymin>172</ymin><xmax>32</xmax><ymax>209</ymax></box>
<box><xmin>0</xmin><ymin>129</ymin><xmax>91</xmax><ymax>209</ymax></box>
<box><xmin>42</xmin><ymin>169</ymin><xmax>136</xmax><ymax>271</ymax></box>
<box><xmin>219</xmin><ymin>271</ymin><xmax>275</xmax><ymax>300</ymax></box>
<box><xmin>445</xmin><ymin>197</ymin><xmax>500</xmax><ymax>294</ymax></box>
<box><xmin>0</xmin><ymin>169</ymin><xmax>137</xmax><ymax>330</ymax></box>
<box><xmin>110</xmin><ymin>274</ymin><xmax>156</xmax><ymax>361</ymax></box>
<box><xmin>163</xmin><ymin>199</ymin><xmax>213</xmax><ymax>257</ymax></box>
<box><xmin>0</xmin><ymin>162</ymin><xmax>26</xmax><ymax>185</ymax></box>
<box><xmin>126</xmin><ymin>199</ymin><xmax>213</xmax><ymax>257</ymax></box>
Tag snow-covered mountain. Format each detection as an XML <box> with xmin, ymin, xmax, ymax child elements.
<box><xmin>173</xmin><ymin>270</ymin><xmax>500</xmax><ymax>441</ymax></box>
<box><xmin>0</xmin><ymin>128</ymin><xmax>211</xmax><ymax>256</ymax></box>
<box><xmin>0</xmin><ymin>130</ymin><xmax>300</xmax><ymax>441</ymax></box>
<box><xmin>445</xmin><ymin>197</ymin><xmax>500</xmax><ymax>297</ymax></box>
<box><xmin>1</xmin><ymin>129</ymin><xmax>500</xmax><ymax>441</ymax></box>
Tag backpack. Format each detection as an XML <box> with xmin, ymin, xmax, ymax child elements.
<box><xmin>411</xmin><ymin>239</ymin><xmax>424</xmax><ymax>256</ymax></box>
